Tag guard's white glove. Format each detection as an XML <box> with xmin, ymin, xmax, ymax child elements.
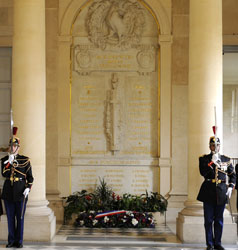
<box><xmin>226</xmin><ymin>187</ymin><xmax>233</xmax><ymax>199</ymax></box>
<box><xmin>212</xmin><ymin>153</ymin><xmax>220</xmax><ymax>166</ymax></box>
<box><xmin>23</xmin><ymin>188</ymin><xmax>30</xmax><ymax>198</ymax></box>
<box><xmin>4</xmin><ymin>154</ymin><xmax>15</xmax><ymax>165</ymax></box>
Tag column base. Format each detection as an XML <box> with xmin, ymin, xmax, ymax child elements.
<box><xmin>159</xmin><ymin>158</ymin><xmax>171</xmax><ymax>196</ymax></box>
<box><xmin>47</xmin><ymin>191</ymin><xmax>64</xmax><ymax>223</ymax></box>
<box><xmin>166</xmin><ymin>194</ymin><xmax>187</xmax><ymax>223</ymax></box>
<box><xmin>177</xmin><ymin>207</ymin><xmax>237</xmax><ymax>244</ymax></box>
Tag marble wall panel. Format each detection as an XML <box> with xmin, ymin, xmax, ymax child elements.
<box><xmin>223</xmin><ymin>84</ymin><xmax>238</xmax><ymax>157</ymax></box>
<box><xmin>172</xmin><ymin>0</ymin><xmax>189</xmax><ymax>86</ymax></box>
<box><xmin>71</xmin><ymin>164</ymin><xmax>159</xmax><ymax>195</ymax></box>
<box><xmin>172</xmin><ymin>37</ymin><xmax>189</xmax><ymax>85</ymax></box>
<box><xmin>71</xmin><ymin>0</ymin><xmax>158</xmax><ymax>158</ymax></box>
<box><xmin>69</xmin><ymin>0</ymin><xmax>160</xmax><ymax>195</ymax></box>
<box><xmin>172</xmin><ymin>0</ymin><xmax>189</xmax><ymax>15</ymax></box>
<box><xmin>71</xmin><ymin>73</ymin><xmax>107</xmax><ymax>156</ymax></box>
<box><xmin>223</xmin><ymin>0</ymin><xmax>238</xmax><ymax>35</ymax></box>
<box><xmin>172</xmin><ymin>15</ymin><xmax>189</xmax><ymax>37</ymax></box>
<box><xmin>171</xmin><ymin>85</ymin><xmax>188</xmax><ymax>195</ymax></box>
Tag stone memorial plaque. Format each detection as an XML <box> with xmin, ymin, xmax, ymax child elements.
<box><xmin>71</xmin><ymin>164</ymin><xmax>158</xmax><ymax>195</ymax></box>
<box><xmin>70</xmin><ymin>0</ymin><xmax>159</xmax><ymax>194</ymax></box>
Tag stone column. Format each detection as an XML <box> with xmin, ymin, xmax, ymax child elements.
<box><xmin>57</xmin><ymin>36</ymin><xmax>72</xmax><ymax>198</ymax></box>
<box><xmin>177</xmin><ymin>0</ymin><xmax>236</xmax><ymax>243</ymax></box>
<box><xmin>0</xmin><ymin>0</ymin><xmax>56</xmax><ymax>241</ymax></box>
<box><xmin>45</xmin><ymin>1</ymin><xmax>63</xmax><ymax>224</ymax></box>
<box><xmin>158</xmin><ymin>35</ymin><xmax>173</xmax><ymax>197</ymax></box>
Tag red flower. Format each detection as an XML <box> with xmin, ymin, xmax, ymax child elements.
<box><xmin>85</xmin><ymin>195</ymin><xmax>91</xmax><ymax>201</ymax></box>
<box><xmin>112</xmin><ymin>192</ymin><xmax>115</xmax><ymax>200</ymax></box>
<box><xmin>117</xmin><ymin>195</ymin><xmax>120</xmax><ymax>201</ymax></box>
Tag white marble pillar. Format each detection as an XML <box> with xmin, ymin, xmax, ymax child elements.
<box><xmin>0</xmin><ymin>0</ymin><xmax>56</xmax><ymax>241</ymax></box>
<box><xmin>177</xmin><ymin>0</ymin><xmax>236</xmax><ymax>243</ymax></box>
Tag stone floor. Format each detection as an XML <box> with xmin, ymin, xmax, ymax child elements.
<box><xmin>0</xmin><ymin>223</ymin><xmax>237</xmax><ymax>249</ymax></box>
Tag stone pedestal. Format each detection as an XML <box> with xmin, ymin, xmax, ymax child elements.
<box><xmin>177</xmin><ymin>208</ymin><xmax>237</xmax><ymax>244</ymax></box>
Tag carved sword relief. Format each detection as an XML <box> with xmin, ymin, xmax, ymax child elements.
<box><xmin>105</xmin><ymin>73</ymin><xmax>122</xmax><ymax>154</ymax></box>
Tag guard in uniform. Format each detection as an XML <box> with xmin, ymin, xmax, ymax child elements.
<box><xmin>1</xmin><ymin>133</ymin><xmax>34</xmax><ymax>248</ymax></box>
<box><xmin>197</xmin><ymin>136</ymin><xmax>236</xmax><ymax>250</ymax></box>
<box><xmin>0</xmin><ymin>189</ymin><xmax>3</xmax><ymax>216</ymax></box>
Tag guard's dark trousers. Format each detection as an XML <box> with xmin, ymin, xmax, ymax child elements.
<box><xmin>4</xmin><ymin>199</ymin><xmax>27</xmax><ymax>245</ymax></box>
<box><xmin>203</xmin><ymin>202</ymin><xmax>225</xmax><ymax>247</ymax></box>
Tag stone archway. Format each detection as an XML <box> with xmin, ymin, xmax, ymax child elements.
<box><xmin>57</xmin><ymin>0</ymin><xmax>172</xmax><ymax>198</ymax></box>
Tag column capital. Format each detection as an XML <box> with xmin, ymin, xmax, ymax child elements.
<box><xmin>58</xmin><ymin>35</ymin><xmax>72</xmax><ymax>43</ymax></box>
<box><xmin>159</xmin><ymin>34</ymin><xmax>173</xmax><ymax>45</ymax></box>
<box><xmin>159</xmin><ymin>157</ymin><xmax>172</xmax><ymax>168</ymax></box>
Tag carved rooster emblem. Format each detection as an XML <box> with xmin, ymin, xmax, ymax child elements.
<box><xmin>86</xmin><ymin>0</ymin><xmax>145</xmax><ymax>49</ymax></box>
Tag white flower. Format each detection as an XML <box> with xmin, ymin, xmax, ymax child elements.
<box><xmin>130</xmin><ymin>213</ymin><xmax>134</xmax><ymax>217</ymax></box>
<box><xmin>89</xmin><ymin>210</ymin><xmax>95</xmax><ymax>213</ymax></box>
<box><xmin>80</xmin><ymin>220</ymin><xmax>84</xmax><ymax>226</ymax></box>
<box><xmin>132</xmin><ymin>218</ymin><xmax>138</xmax><ymax>226</ymax></box>
<box><xmin>104</xmin><ymin>216</ymin><xmax>109</xmax><ymax>223</ymax></box>
<box><xmin>122</xmin><ymin>219</ymin><xmax>126</xmax><ymax>223</ymax></box>
<box><xmin>93</xmin><ymin>219</ymin><xmax>98</xmax><ymax>225</ymax></box>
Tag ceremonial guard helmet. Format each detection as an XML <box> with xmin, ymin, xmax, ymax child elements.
<box><xmin>209</xmin><ymin>136</ymin><xmax>220</xmax><ymax>145</ymax></box>
<box><xmin>9</xmin><ymin>127</ymin><xmax>20</xmax><ymax>146</ymax></box>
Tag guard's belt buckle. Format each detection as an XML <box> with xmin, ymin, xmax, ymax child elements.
<box><xmin>212</xmin><ymin>179</ymin><xmax>221</xmax><ymax>184</ymax></box>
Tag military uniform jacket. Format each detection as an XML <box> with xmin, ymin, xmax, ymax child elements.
<box><xmin>1</xmin><ymin>154</ymin><xmax>34</xmax><ymax>202</ymax></box>
<box><xmin>235</xmin><ymin>163</ymin><xmax>238</xmax><ymax>190</ymax></box>
<box><xmin>197</xmin><ymin>153</ymin><xmax>236</xmax><ymax>205</ymax></box>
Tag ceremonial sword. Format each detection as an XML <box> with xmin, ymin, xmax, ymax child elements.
<box><xmin>213</xmin><ymin>106</ymin><xmax>234</xmax><ymax>223</ymax></box>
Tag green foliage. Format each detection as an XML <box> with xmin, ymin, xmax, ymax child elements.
<box><xmin>63</xmin><ymin>178</ymin><xmax>168</xmax><ymax>223</ymax></box>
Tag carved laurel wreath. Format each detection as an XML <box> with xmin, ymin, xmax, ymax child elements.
<box><xmin>86</xmin><ymin>0</ymin><xmax>145</xmax><ymax>50</ymax></box>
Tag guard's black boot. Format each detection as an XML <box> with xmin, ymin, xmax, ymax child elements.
<box><xmin>214</xmin><ymin>245</ymin><xmax>225</xmax><ymax>250</ymax></box>
<box><xmin>206</xmin><ymin>246</ymin><xmax>214</xmax><ymax>250</ymax></box>
<box><xmin>5</xmin><ymin>242</ymin><xmax>15</xmax><ymax>248</ymax></box>
<box><xmin>15</xmin><ymin>243</ymin><xmax>23</xmax><ymax>248</ymax></box>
